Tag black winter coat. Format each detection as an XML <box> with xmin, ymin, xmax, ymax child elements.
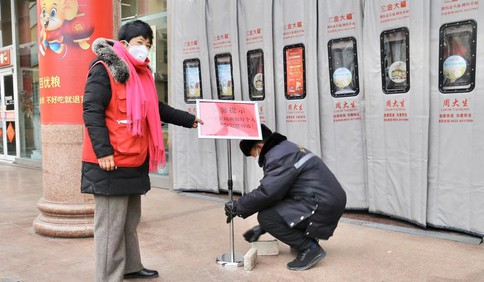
<box><xmin>81</xmin><ymin>39</ymin><xmax>195</xmax><ymax>196</ymax></box>
<box><xmin>236</xmin><ymin>133</ymin><xmax>347</xmax><ymax>240</ymax></box>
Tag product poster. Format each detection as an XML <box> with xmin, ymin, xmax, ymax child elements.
<box><xmin>247</xmin><ymin>49</ymin><xmax>264</xmax><ymax>100</ymax></box>
<box><xmin>381</xmin><ymin>28</ymin><xmax>410</xmax><ymax>93</ymax></box>
<box><xmin>439</xmin><ymin>20</ymin><xmax>476</xmax><ymax>93</ymax></box>
<box><xmin>216</xmin><ymin>63</ymin><xmax>233</xmax><ymax>98</ymax></box>
<box><xmin>284</xmin><ymin>45</ymin><xmax>305</xmax><ymax>98</ymax></box>
<box><xmin>37</xmin><ymin>0</ymin><xmax>113</xmax><ymax>124</ymax></box>
<box><xmin>184</xmin><ymin>60</ymin><xmax>202</xmax><ymax>101</ymax></box>
<box><xmin>328</xmin><ymin>37</ymin><xmax>360</xmax><ymax>97</ymax></box>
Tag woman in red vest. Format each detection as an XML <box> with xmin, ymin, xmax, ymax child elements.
<box><xmin>81</xmin><ymin>20</ymin><xmax>202</xmax><ymax>282</ymax></box>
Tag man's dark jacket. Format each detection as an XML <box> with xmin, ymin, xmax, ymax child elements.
<box><xmin>236</xmin><ymin>133</ymin><xmax>347</xmax><ymax>240</ymax></box>
<box><xmin>81</xmin><ymin>38</ymin><xmax>195</xmax><ymax>196</ymax></box>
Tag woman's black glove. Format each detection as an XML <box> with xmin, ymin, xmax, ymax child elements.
<box><xmin>224</xmin><ymin>200</ymin><xmax>238</xmax><ymax>223</ymax></box>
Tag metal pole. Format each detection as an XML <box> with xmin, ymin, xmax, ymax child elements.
<box><xmin>216</xmin><ymin>139</ymin><xmax>243</xmax><ymax>267</ymax></box>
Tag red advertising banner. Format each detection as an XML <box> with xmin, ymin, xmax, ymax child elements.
<box><xmin>37</xmin><ymin>0</ymin><xmax>113</xmax><ymax>124</ymax></box>
<box><xmin>285</xmin><ymin>45</ymin><xmax>305</xmax><ymax>98</ymax></box>
<box><xmin>197</xmin><ymin>100</ymin><xmax>261</xmax><ymax>139</ymax></box>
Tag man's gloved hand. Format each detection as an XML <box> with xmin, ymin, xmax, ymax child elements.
<box><xmin>243</xmin><ymin>225</ymin><xmax>266</xmax><ymax>242</ymax></box>
<box><xmin>224</xmin><ymin>200</ymin><xmax>238</xmax><ymax>224</ymax></box>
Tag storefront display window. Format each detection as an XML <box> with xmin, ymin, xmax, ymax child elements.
<box><xmin>439</xmin><ymin>20</ymin><xmax>477</xmax><ymax>93</ymax></box>
<box><xmin>381</xmin><ymin>28</ymin><xmax>410</xmax><ymax>94</ymax></box>
<box><xmin>328</xmin><ymin>37</ymin><xmax>359</xmax><ymax>97</ymax></box>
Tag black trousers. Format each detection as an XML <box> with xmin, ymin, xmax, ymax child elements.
<box><xmin>257</xmin><ymin>207</ymin><xmax>314</xmax><ymax>251</ymax></box>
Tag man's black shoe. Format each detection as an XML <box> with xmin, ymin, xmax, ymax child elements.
<box><xmin>124</xmin><ymin>268</ymin><xmax>159</xmax><ymax>279</ymax></box>
<box><xmin>287</xmin><ymin>244</ymin><xmax>326</xmax><ymax>271</ymax></box>
<box><xmin>243</xmin><ymin>225</ymin><xmax>266</xmax><ymax>242</ymax></box>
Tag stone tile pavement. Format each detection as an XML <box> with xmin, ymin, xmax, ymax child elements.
<box><xmin>1</xmin><ymin>163</ymin><xmax>484</xmax><ymax>282</ymax></box>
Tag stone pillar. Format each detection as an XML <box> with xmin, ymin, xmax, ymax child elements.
<box><xmin>33</xmin><ymin>1</ymin><xmax>117</xmax><ymax>238</ymax></box>
<box><xmin>33</xmin><ymin>125</ymin><xmax>94</xmax><ymax>237</ymax></box>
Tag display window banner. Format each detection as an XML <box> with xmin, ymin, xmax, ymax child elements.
<box><xmin>273</xmin><ymin>0</ymin><xmax>321</xmax><ymax>156</ymax></box>
<box><xmin>427</xmin><ymin>0</ymin><xmax>484</xmax><ymax>236</ymax></box>
<box><xmin>37</xmin><ymin>0</ymin><xmax>112</xmax><ymax>124</ymax></box>
<box><xmin>317</xmin><ymin>0</ymin><xmax>368</xmax><ymax>209</ymax></box>
<box><xmin>237</xmin><ymin>0</ymin><xmax>275</xmax><ymax>192</ymax></box>
<box><xmin>170</xmin><ymin>0</ymin><xmax>218</xmax><ymax>192</ymax></box>
<box><xmin>363</xmin><ymin>0</ymin><xmax>430</xmax><ymax>226</ymax></box>
<box><xmin>206</xmin><ymin>0</ymin><xmax>244</xmax><ymax>193</ymax></box>
<box><xmin>285</xmin><ymin>46</ymin><xmax>305</xmax><ymax>97</ymax></box>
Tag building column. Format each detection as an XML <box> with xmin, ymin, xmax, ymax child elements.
<box><xmin>33</xmin><ymin>125</ymin><xmax>94</xmax><ymax>237</ymax></box>
<box><xmin>33</xmin><ymin>1</ymin><xmax>118</xmax><ymax>238</ymax></box>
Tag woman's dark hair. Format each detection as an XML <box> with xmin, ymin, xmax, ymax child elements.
<box><xmin>118</xmin><ymin>20</ymin><xmax>153</xmax><ymax>44</ymax></box>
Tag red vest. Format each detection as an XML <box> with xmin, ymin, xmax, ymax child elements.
<box><xmin>82</xmin><ymin>61</ymin><xmax>149</xmax><ymax>167</ymax></box>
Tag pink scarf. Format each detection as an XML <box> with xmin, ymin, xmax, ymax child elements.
<box><xmin>113</xmin><ymin>41</ymin><xmax>166</xmax><ymax>172</ymax></box>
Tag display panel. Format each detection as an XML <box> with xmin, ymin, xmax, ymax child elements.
<box><xmin>283</xmin><ymin>44</ymin><xmax>306</xmax><ymax>99</ymax></box>
<box><xmin>183</xmin><ymin>58</ymin><xmax>202</xmax><ymax>104</ymax></box>
<box><xmin>215</xmin><ymin>53</ymin><xmax>234</xmax><ymax>100</ymax></box>
<box><xmin>328</xmin><ymin>37</ymin><xmax>359</xmax><ymax>97</ymax></box>
<box><xmin>247</xmin><ymin>49</ymin><xmax>265</xmax><ymax>101</ymax></box>
<box><xmin>439</xmin><ymin>20</ymin><xmax>477</xmax><ymax>93</ymax></box>
<box><xmin>381</xmin><ymin>28</ymin><xmax>410</xmax><ymax>94</ymax></box>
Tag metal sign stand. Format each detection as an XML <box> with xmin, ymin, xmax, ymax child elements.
<box><xmin>216</xmin><ymin>140</ymin><xmax>244</xmax><ymax>267</ymax></box>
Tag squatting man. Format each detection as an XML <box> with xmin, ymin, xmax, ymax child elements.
<box><xmin>225</xmin><ymin>124</ymin><xmax>347</xmax><ymax>270</ymax></box>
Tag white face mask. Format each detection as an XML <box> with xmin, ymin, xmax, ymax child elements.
<box><xmin>126</xmin><ymin>42</ymin><xmax>149</xmax><ymax>62</ymax></box>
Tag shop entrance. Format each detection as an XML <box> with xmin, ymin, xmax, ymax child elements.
<box><xmin>0</xmin><ymin>69</ymin><xmax>16</xmax><ymax>161</ymax></box>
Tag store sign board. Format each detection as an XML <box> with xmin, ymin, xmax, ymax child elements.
<box><xmin>197</xmin><ymin>99</ymin><xmax>261</xmax><ymax>139</ymax></box>
<box><xmin>0</xmin><ymin>48</ymin><xmax>11</xmax><ymax>68</ymax></box>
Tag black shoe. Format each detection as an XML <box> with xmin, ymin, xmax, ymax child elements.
<box><xmin>124</xmin><ymin>268</ymin><xmax>159</xmax><ymax>279</ymax></box>
<box><xmin>243</xmin><ymin>225</ymin><xmax>266</xmax><ymax>242</ymax></box>
<box><xmin>287</xmin><ymin>244</ymin><xmax>326</xmax><ymax>271</ymax></box>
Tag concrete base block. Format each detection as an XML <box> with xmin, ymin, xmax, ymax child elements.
<box><xmin>251</xmin><ymin>239</ymin><xmax>279</xmax><ymax>256</ymax></box>
<box><xmin>244</xmin><ymin>248</ymin><xmax>258</xmax><ymax>271</ymax></box>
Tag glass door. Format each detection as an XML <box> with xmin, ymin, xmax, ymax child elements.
<box><xmin>0</xmin><ymin>69</ymin><xmax>16</xmax><ymax>161</ymax></box>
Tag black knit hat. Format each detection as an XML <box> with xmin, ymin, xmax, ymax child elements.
<box><xmin>239</xmin><ymin>124</ymin><xmax>273</xmax><ymax>156</ymax></box>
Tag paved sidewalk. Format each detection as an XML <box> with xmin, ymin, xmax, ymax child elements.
<box><xmin>1</xmin><ymin>163</ymin><xmax>484</xmax><ymax>282</ymax></box>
